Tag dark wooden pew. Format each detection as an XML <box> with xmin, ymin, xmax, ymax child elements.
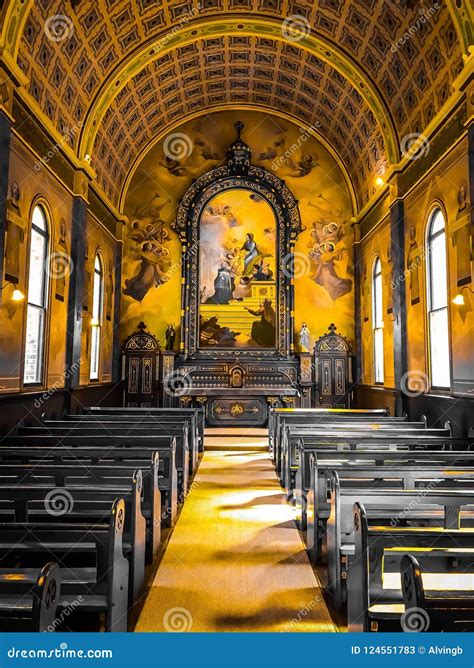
<box><xmin>0</xmin><ymin>458</ymin><xmax>161</xmax><ymax>563</ymax></box>
<box><xmin>0</xmin><ymin>471</ymin><xmax>146</xmax><ymax>606</ymax></box>
<box><xmin>0</xmin><ymin>437</ymin><xmax>179</xmax><ymax>527</ymax></box>
<box><xmin>271</xmin><ymin>408</ymin><xmax>400</xmax><ymax>461</ymax></box>
<box><xmin>274</xmin><ymin>416</ymin><xmax>418</xmax><ymax>476</ymax></box>
<box><xmin>83</xmin><ymin>406</ymin><xmax>205</xmax><ymax>452</ymax></box>
<box><xmin>328</xmin><ymin>478</ymin><xmax>474</xmax><ymax>609</ymax></box>
<box><xmin>288</xmin><ymin>429</ymin><xmax>468</xmax><ymax>500</ymax></box>
<box><xmin>0</xmin><ymin>444</ymin><xmax>174</xmax><ymax>528</ymax></box>
<box><xmin>282</xmin><ymin>424</ymin><xmax>455</xmax><ymax>491</ymax></box>
<box><xmin>268</xmin><ymin>407</ymin><xmax>391</xmax><ymax>448</ymax></box>
<box><xmin>401</xmin><ymin>554</ymin><xmax>474</xmax><ymax>631</ymax></box>
<box><xmin>348</xmin><ymin>502</ymin><xmax>474</xmax><ymax>632</ymax></box>
<box><xmin>306</xmin><ymin>458</ymin><xmax>474</xmax><ymax>563</ymax></box>
<box><xmin>50</xmin><ymin>415</ymin><xmax>200</xmax><ymax>475</ymax></box>
<box><xmin>0</xmin><ymin>562</ymin><xmax>61</xmax><ymax>632</ymax></box>
<box><xmin>14</xmin><ymin>426</ymin><xmax>191</xmax><ymax>496</ymax></box>
<box><xmin>271</xmin><ymin>411</ymin><xmax>402</xmax><ymax>467</ymax></box>
<box><xmin>0</xmin><ymin>498</ymin><xmax>129</xmax><ymax>631</ymax></box>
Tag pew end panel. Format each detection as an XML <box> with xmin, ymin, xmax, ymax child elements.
<box><xmin>32</xmin><ymin>562</ymin><xmax>62</xmax><ymax>632</ymax></box>
<box><xmin>106</xmin><ymin>498</ymin><xmax>130</xmax><ymax>632</ymax></box>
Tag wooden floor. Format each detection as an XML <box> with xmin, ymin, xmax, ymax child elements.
<box><xmin>135</xmin><ymin>429</ymin><xmax>336</xmax><ymax>632</ymax></box>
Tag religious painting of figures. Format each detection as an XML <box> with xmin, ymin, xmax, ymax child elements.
<box><xmin>199</xmin><ymin>189</ymin><xmax>277</xmax><ymax>348</ymax></box>
<box><xmin>123</xmin><ymin>194</ymin><xmax>173</xmax><ymax>302</ymax></box>
<box><xmin>306</xmin><ymin>202</ymin><xmax>353</xmax><ymax>302</ymax></box>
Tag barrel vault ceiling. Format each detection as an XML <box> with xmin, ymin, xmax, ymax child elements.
<box><xmin>7</xmin><ymin>0</ymin><xmax>468</xmax><ymax>211</ymax></box>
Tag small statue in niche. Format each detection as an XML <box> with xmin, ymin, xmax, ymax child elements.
<box><xmin>4</xmin><ymin>181</ymin><xmax>24</xmax><ymax>283</ymax></box>
<box><xmin>299</xmin><ymin>322</ymin><xmax>311</xmax><ymax>352</ymax></box>
<box><xmin>458</xmin><ymin>184</ymin><xmax>467</xmax><ymax>212</ymax></box>
<box><xmin>59</xmin><ymin>218</ymin><xmax>67</xmax><ymax>245</ymax></box>
<box><xmin>165</xmin><ymin>324</ymin><xmax>176</xmax><ymax>351</ymax></box>
<box><xmin>10</xmin><ymin>182</ymin><xmax>20</xmax><ymax>209</ymax></box>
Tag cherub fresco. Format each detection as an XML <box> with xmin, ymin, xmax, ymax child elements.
<box><xmin>123</xmin><ymin>194</ymin><xmax>173</xmax><ymax>302</ymax></box>
<box><xmin>306</xmin><ymin>199</ymin><xmax>353</xmax><ymax>301</ymax></box>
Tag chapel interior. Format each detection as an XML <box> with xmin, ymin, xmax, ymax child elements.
<box><xmin>0</xmin><ymin>0</ymin><xmax>473</xmax><ymax>634</ymax></box>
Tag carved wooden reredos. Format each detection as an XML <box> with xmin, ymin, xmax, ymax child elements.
<box><xmin>173</xmin><ymin>121</ymin><xmax>303</xmax><ymax>360</ymax></box>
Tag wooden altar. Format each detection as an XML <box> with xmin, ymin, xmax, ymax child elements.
<box><xmin>163</xmin><ymin>122</ymin><xmax>307</xmax><ymax>426</ymax></box>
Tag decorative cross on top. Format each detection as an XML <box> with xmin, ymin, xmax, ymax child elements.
<box><xmin>137</xmin><ymin>321</ymin><xmax>147</xmax><ymax>331</ymax></box>
<box><xmin>328</xmin><ymin>323</ymin><xmax>337</xmax><ymax>333</ymax></box>
<box><xmin>234</xmin><ymin>121</ymin><xmax>244</xmax><ymax>140</ymax></box>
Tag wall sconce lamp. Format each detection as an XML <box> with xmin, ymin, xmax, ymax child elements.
<box><xmin>452</xmin><ymin>285</ymin><xmax>473</xmax><ymax>306</ymax></box>
<box><xmin>1</xmin><ymin>280</ymin><xmax>25</xmax><ymax>302</ymax></box>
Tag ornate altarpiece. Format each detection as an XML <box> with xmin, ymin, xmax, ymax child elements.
<box><xmin>164</xmin><ymin>123</ymin><xmax>310</xmax><ymax>425</ymax></box>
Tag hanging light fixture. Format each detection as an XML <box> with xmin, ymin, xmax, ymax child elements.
<box><xmin>1</xmin><ymin>280</ymin><xmax>25</xmax><ymax>302</ymax></box>
<box><xmin>452</xmin><ymin>285</ymin><xmax>473</xmax><ymax>306</ymax></box>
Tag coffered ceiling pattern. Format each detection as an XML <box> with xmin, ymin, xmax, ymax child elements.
<box><xmin>93</xmin><ymin>35</ymin><xmax>385</xmax><ymax>207</ymax></box>
<box><xmin>11</xmin><ymin>0</ymin><xmax>466</xmax><ymax>210</ymax></box>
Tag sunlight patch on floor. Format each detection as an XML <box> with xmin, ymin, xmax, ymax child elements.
<box><xmin>135</xmin><ymin>432</ymin><xmax>336</xmax><ymax>632</ymax></box>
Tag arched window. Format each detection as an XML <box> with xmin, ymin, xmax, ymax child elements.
<box><xmin>426</xmin><ymin>209</ymin><xmax>451</xmax><ymax>388</ymax></box>
<box><xmin>372</xmin><ymin>257</ymin><xmax>384</xmax><ymax>384</ymax></box>
<box><xmin>24</xmin><ymin>204</ymin><xmax>50</xmax><ymax>384</ymax></box>
<box><xmin>90</xmin><ymin>254</ymin><xmax>104</xmax><ymax>380</ymax></box>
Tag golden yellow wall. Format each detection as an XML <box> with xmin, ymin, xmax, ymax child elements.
<box><xmin>122</xmin><ymin>110</ymin><xmax>354</xmax><ymax>351</ymax></box>
<box><xmin>359</xmin><ymin>137</ymin><xmax>473</xmax><ymax>395</ymax></box>
<box><xmin>0</xmin><ymin>135</ymin><xmax>117</xmax><ymax>395</ymax></box>
<box><xmin>403</xmin><ymin>138</ymin><xmax>473</xmax><ymax>395</ymax></box>
<box><xmin>0</xmin><ymin>136</ymin><xmax>73</xmax><ymax>393</ymax></box>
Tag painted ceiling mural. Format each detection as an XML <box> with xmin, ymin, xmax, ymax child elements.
<box><xmin>122</xmin><ymin>110</ymin><xmax>354</xmax><ymax>351</ymax></box>
<box><xmin>15</xmin><ymin>0</ymin><xmax>464</xmax><ymax>210</ymax></box>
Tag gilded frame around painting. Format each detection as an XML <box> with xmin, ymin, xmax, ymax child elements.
<box><xmin>173</xmin><ymin>164</ymin><xmax>302</xmax><ymax>359</ymax></box>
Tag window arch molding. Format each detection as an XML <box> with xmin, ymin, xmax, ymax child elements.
<box><xmin>424</xmin><ymin>203</ymin><xmax>452</xmax><ymax>390</ymax></box>
<box><xmin>22</xmin><ymin>196</ymin><xmax>53</xmax><ymax>386</ymax></box>
<box><xmin>89</xmin><ymin>249</ymin><xmax>105</xmax><ymax>381</ymax></box>
<box><xmin>372</xmin><ymin>254</ymin><xmax>384</xmax><ymax>385</ymax></box>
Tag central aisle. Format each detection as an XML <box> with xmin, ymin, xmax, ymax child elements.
<box><xmin>135</xmin><ymin>431</ymin><xmax>336</xmax><ymax>632</ymax></box>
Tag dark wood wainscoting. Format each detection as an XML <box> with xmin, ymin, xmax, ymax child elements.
<box><xmin>0</xmin><ymin>383</ymin><xmax>122</xmax><ymax>433</ymax></box>
<box><xmin>354</xmin><ymin>384</ymin><xmax>473</xmax><ymax>437</ymax></box>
